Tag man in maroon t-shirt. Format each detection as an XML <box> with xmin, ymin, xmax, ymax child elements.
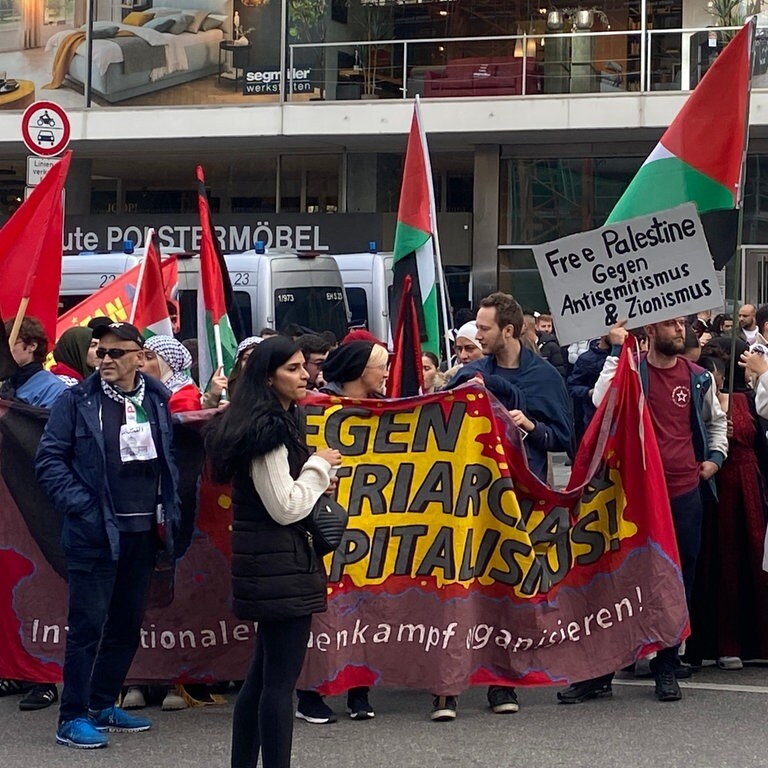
<box><xmin>558</xmin><ymin>316</ymin><xmax>727</xmax><ymax>705</ymax></box>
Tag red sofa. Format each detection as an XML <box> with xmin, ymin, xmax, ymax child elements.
<box><xmin>424</xmin><ymin>56</ymin><xmax>542</xmax><ymax>97</ymax></box>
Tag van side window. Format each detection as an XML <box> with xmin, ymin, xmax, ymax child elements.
<box><xmin>345</xmin><ymin>287</ymin><xmax>368</xmax><ymax>329</ymax></box>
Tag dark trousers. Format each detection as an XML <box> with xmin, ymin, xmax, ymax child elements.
<box><xmin>650</xmin><ymin>484</ymin><xmax>704</xmax><ymax>675</ymax></box>
<box><xmin>231</xmin><ymin>615</ymin><xmax>312</xmax><ymax>768</ymax></box>
<box><xmin>580</xmin><ymin>484</ymin><xmax>705</xmax><ymax>687</ymax></box>
<box><xmin>59</xmin><ymin>531</ymin><xmax>156</xmax><ymax>723</ymax></box>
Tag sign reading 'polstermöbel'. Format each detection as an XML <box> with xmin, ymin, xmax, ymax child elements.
<box><xmin>532</xmin><ymin>203</ymin><xmax>722</xmax><ymax>346</ymax></box>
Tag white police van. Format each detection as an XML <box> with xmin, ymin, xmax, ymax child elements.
<box><xmin>331</xmin><ymin>248</ymin><xmax>393</xmax><ymax>343</ymax></box>
<box><xmin>60</xmin><ymin>245</ymin><xmax>350</xmax><ymax>341</ymax></box>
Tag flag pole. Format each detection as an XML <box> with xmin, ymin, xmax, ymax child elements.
<box><xmin>415</xmin><ymin>95</ymin><xmax>453</xmax><ymax>363</ymax></box>
<box><xmin>727</xmin><ymin>17</ymin><xmax>756</xmax><ymax>398</ymax></box>
<box><xmin>212</xmin><ymin>322</ymin><xmax>228</xmax><ymax>401</ymax></box>
<box><xmin>128</xmin><ymin>228</ymin><xmax>153</xmax><ymax>325</ymax></box>
<box><xmin>8</xmin><ymin>297</ymin><xmax>30</xmax><ymax>347</ymax></box>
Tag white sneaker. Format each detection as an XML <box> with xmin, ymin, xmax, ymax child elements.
<box><xmin>717</xmin><ymin>656</ymin><xmax>744</xmax><ymax>670</ymax></box>
<box><xmin>122</xmin><ymin>687</ymin><xmax>146</xmax><ymax>709</ymax></box>
<box><xmin>162</xmin><ymin>687</ymin><xmax>188</xmax><ymax>711</ymax></box>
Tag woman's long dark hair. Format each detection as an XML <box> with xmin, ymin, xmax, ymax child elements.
<box><xmin>205</xmin><ymin>336</ymin><xmax>306</xmax><ymax>482</ymax></box>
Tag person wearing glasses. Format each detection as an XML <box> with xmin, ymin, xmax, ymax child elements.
<box><xmin>295</xmin><ymin>340</ymin><xmax>386</xmax><ymax>725</ymax></box>
<box><xmin>295</xmin><ymin>333</ymin><xmax>331</xmax><ymax>391</ymax></box>
<box><xmin>35</xmin><ymin>321</ymin><xmax>180</xmax><ymax>749</ymax></box>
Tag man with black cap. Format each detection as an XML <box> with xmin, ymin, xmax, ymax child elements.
<box><xmin>35</xmin><ymin>322</ymin><xmax>180</xmax><ymax>749</ymax></box>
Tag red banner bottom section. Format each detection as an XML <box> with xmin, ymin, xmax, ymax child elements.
<box><xmin>1</xmin><ymin>538</ymin><xmax>685</xmax><ymax>690</ymax></box>
<box><xmin>299</xmin><ymin>544</ymin><xmax>687</xmax><ymax>694</ymax></box>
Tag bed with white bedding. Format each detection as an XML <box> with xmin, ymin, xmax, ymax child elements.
<box><xmin>45</xmin><ymin>0</ymin><xmax>228</xmax><ymax>103</ymax></box>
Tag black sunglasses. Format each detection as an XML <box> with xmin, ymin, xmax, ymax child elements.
<box><xmin>96</xmin><ymin>346</ymin><xmax>142</xmax><ymax>360</ymax></box>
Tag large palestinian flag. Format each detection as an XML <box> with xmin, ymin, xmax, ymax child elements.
<box><xmin>392</xmin><ymin>103</ymin><xmax>441</xmax><ymax>357</ymax></box>
<box><xmin>607</xmin><ymin>20</ymin><xmax>753</xmax><ymax>269</ymax></box>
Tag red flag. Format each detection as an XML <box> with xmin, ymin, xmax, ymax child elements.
<box><xmin>56</xmin><ymin>258</ymin><xmax>177</xmax><ymax>341</ymax></box>
<box><xmin>387</xmin><ymin>274</ymin><xmax>424</xmax><ymax>398</ymax></box>
<box><xmin>129</xmin><ymin>231</ymin><xmax>174</xmax><ymax>338</ymax></box>
<box><xmin>0</xmin><ymin>151</ymin><xmax>71</xmax><ymax>339</ymax></box>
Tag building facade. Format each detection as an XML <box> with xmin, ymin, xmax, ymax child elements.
<box><xmin>0</xmin><ymin>0</ymin><xmax>767</xmax><ymax>312</ymax></box>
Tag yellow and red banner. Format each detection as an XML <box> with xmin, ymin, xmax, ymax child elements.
<box><xmin>297</xmin><ymin>345</ymin><xmax>688</xmax><ymax>692</ymax></box>
<box><xmin>0</xmin><ymin>345</ymin><xmax>687</xmax><ymax>690</ymax></box>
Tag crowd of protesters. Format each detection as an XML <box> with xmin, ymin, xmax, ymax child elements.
<box><xmin>1</xmin><ymin>291</ymin><xmax>768</xmax><ymax>766</ymax></box>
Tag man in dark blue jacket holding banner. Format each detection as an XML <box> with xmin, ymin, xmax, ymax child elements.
<box><xmin>35</xmin><ymin>321</ymin><xmax>180</xmax><ymax>749</ymax></box>
<box><xmin>450</xmin><ymin>291</ymin><xmax>575</xmax><ymax>482</ymax></box>
<box><xmin>442</xmin><ymin>291</ymin><xmax>574</xmax><ymax>721</ymax></box>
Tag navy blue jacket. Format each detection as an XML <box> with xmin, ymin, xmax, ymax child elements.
<box><xmin>448</xmin><ymin>347</ymin><xmax>575</xmax><ymax>480</ymax></box>
<box><xmin>35</xmin><ymin>372</ymin><xmax>180</xmax><ymax>561</ymax></box>
<box><xmin>567</xmin><ymin>339</ymin><xmax>610</xmax><ymax>430</ymax></box>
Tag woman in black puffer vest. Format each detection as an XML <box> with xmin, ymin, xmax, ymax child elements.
<box><xmin>205</xmin><ymin>336</ymin><xmax>341</xmax><ymax>768</ymax></box>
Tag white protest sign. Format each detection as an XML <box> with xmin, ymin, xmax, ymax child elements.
<box><xmin>532</xmin><ymin>203</ymin><xmax>723</xmax><ymax>346</ymax></box>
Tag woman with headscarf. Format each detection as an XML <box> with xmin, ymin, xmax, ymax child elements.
<box><xmin>202</xmin><ymin>336</ymin><xmax>262</xmax><ymax>409</ymax></box>
<box><xmin>51</xmin><ymin>327</ymin><xmax>96</xmax><ymax>386</ymax></box>
<box><xmin>142</xmin><ymin>335</ymin><xmax>201</xmax><ymax>414</ymax></box>
<box><xmin>295</xmin><ymin>340</ymin><xmax>387</xmax><ymax>725</ymax></box>
<box><xmin>444</xmin><ymin>321</ymin><xmax>484</xmax><ymax>380</ymax></box>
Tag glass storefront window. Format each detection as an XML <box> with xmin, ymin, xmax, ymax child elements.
<box><xmin>280</xmin><ymin>155</ymin><xmax>340</xmax><ymax>213</ymax></box>
<box><xmin>499</xmin><ymin>156</ymin><xmax>641</xmax><ymax>246</ymax></box>
<box><xmin>369</xmin><ymin>152</ymin><xmax>472</xmax><ymax>213</ymax></box>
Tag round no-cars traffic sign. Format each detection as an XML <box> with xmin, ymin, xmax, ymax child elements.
<box><xmin>21</xmin><ymin>101</ymin><xmax>70</xmax><ymax>157</ymax></box>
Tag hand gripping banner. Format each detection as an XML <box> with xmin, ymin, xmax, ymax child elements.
<box><xmin>297</xmin><ymin>343</ymin><xmax>688</xmax><ymax>693</ymax></box>
<box><xmin>0</xmin><ymin>344</ymin><xmax>687</xmax><ymax>690</ymax></box>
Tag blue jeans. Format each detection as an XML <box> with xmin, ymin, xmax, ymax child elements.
<box><xmin>59</xmin><ymin>531</ymin><xmax>157</xmax><ymax>723</ymax></box>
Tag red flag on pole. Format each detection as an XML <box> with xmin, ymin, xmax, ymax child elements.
<box><xmin>0</xmin><ymin>150</ymin><xmax>71</xmax><ymax>340</ymax></box>
<box><xmin>128</xmin><ymin>230</ymin><xmax>174</xmax><ymax>338</ymax></box>
<box><xmin>56</xmin><ymin>258</ymin><xmax>177</xmax><ymax>342</ymax></box>
<box><xmin>387</xmin><ymin>274</ymin><xmax>424</xmax><ymax>398</ymax></box>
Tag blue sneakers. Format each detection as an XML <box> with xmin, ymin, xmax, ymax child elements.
<box><xmin>56</xmin><ymin>718</ymin><xmax>109</xmax><ymax>749</ymax></box>
<box><xmin>89</xmin><ymin>705</ymin><xmax>152</xmax><ymax>733</ymax></box>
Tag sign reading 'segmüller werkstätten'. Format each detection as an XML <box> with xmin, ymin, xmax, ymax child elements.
<box><xmin>532</xmin><ymin>203</ymin><xmax>723</xmax><ymax>345</ymax></box>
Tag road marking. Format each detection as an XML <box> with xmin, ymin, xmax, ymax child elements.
<box><xmin>615</xmin><ymin>679</ymin><xmax>768</xmax><ymax>694</ymax></box>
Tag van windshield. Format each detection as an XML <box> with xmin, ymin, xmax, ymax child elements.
<box><xmin>274</xmin><ymin>288</ymin><xmax>347</xmax><ymax>338</ymax></box>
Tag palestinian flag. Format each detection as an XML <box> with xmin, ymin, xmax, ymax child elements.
<box><xmin>387</xmin><ymin>274</ymin><xmax>424</xmax><ymax>397</ymax></box>
<box><xmin>129</xmin><ymin>231</ymin><xmax>174</xmax><ymax>338</ymax></box>
<box><xmin>606</xmin><ymin>20</ymin><xmax>754</xmax><ymax>269</ymax></box>
<box><xmin>196</xmin><ymin>166</ymin><xmax>238</xmax><ymax>388</ymax></box>
<box><xmin>392</xmin><ymin>103</ymin><xmax>441</xmax><ymax>357</ymax></box>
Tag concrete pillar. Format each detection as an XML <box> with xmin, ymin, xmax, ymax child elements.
<box><xmin>346</xmin><ymin>153</ymin><xmax>377</xmax><ymax>212</ymax></box>
<box><xmin>65</xmin><ymin>157</ymin><xmax>92</xmax><ymax>215</ymax></box>
<box><xmin>472</xmin><ymin>145</ymin><xmax>500</xmax><ymax>306</ymax></box>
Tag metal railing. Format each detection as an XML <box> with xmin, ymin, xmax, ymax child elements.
<box><xmin>288</xmin><ymin>25</ymin><xmax>749</xmax><ymax>102</ymax></box>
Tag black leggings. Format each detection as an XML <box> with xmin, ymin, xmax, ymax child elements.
<box><xmin>231</xmin><ymin>615</ymin><xmax>312</xmax><ymax>768</ymax></box>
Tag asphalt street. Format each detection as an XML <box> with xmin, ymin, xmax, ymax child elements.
<box><xmin>2</xmin><ymin>665</ymin><xmax>768</xmax><ymax>768</ymax></box>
